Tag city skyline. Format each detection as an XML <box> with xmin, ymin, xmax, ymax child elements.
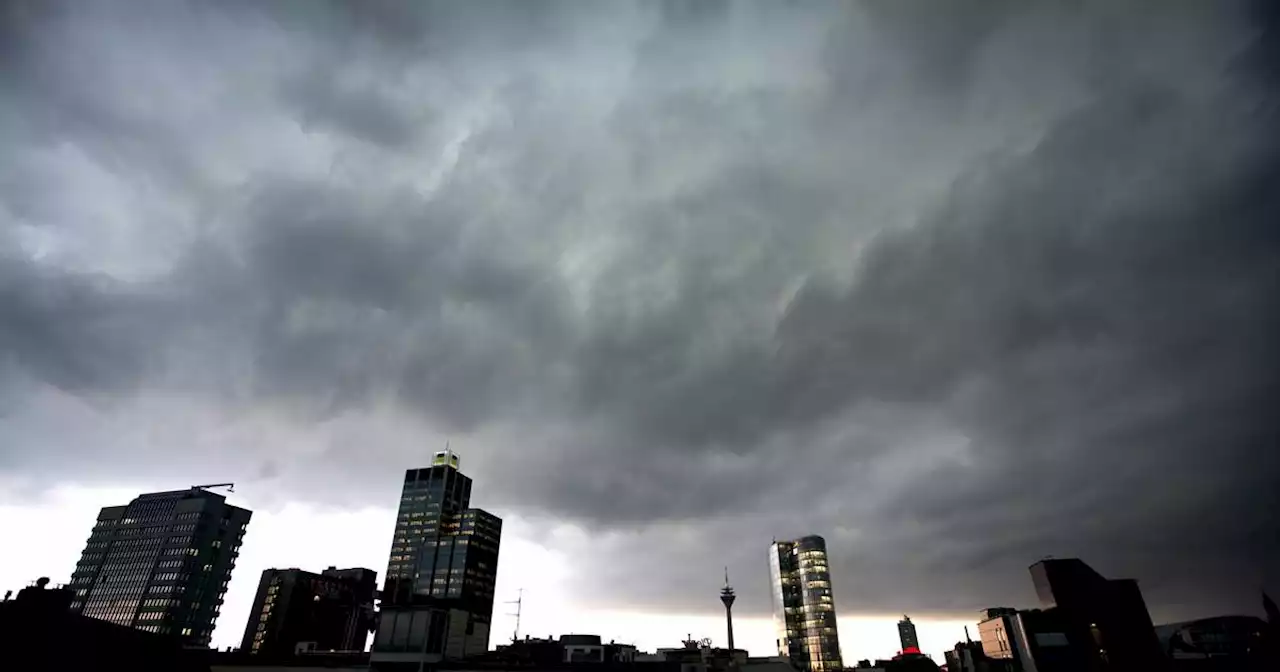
<box><xmin>2</xmin><ymin>0</ymin><xmax>1277</xmax><ymax>666</ymax></box>
<box><xmin>1</xmin><ymin>475</ymin><xmax>1271</xmax><ymax>663</ymax></box>
<box><xmin>2</xmin><ymin>477</ymin><xmax>993</xmax><ymax>661</ymax></box>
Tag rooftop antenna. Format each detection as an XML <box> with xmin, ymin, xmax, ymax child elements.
<box><xmin>192</xmin><ymin>482</ymin><xmax>235</xmax><ymax>493</ymax></box>
<box><xmin>506</xmin><ymin>588</ymin><xmax>524</xmax><ymax>643</ymax></box>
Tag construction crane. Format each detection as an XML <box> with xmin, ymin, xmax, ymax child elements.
<box><xmin>191</xmin><ymin>482</ymin><xmax>235</xmax><ymax>493</ymax></box>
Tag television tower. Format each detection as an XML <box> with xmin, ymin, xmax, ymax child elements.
<box><xmin>720</xmin><ymin>567</ymin><xmax>737</xmax><ymax>658</ymax></box>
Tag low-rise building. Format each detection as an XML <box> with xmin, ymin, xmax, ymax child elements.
<box><xmin>0</xmin><ymin>577</ymin><xmax>204</xmax><ymax>671</ymax></box>
<box><xmin>239</xmin><ymin>566</ymin><xmax>377</xmax><ymax>656</ymax></box>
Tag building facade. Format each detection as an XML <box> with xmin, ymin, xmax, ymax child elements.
<box><xmin>976</xmin><ymin>608</ymin><xmax>1017</xmax><ymax>662</ymax></box>
<box><xmin>240</xmin><ymin>566</ymin><xmax>377</xmax><ymax>655</ymax></box>
<box><xmin>372</xmin><ymin>450</ymin><xmax>502</xmax><ymax>667</ymax></box>
<box><xmin>897</xmin><ymin>615</ymin><xmax>919</xmax><ymax>652</ymax></box>
<box><xmin>68</xmin><ymin>486</ymin><xmax>251</xmax><ymax>647</ymax></box>
<box><xmin>768</xmin><ymin>535</ymin><xmax>842</xmax><ymax>672</ymax></box>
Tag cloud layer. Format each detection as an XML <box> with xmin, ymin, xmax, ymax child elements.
<box><xmin>2</xmin><ymin>0</ymin><xmax>1276</xmax><ymax>621</ymax></box>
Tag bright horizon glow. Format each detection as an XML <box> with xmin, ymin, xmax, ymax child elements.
<box><xmin>0</xmin><ymin>482</ymin><xmax>978</xmax><ymax>662</ymax></box>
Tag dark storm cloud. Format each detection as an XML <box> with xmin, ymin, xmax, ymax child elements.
<box><xmin>0</xmin><ymin>254</ymin><xmax>173</xmax><ymax>393</ymax></box>
<box><xmin>1</xmin><ymin>0</ymin><xmax>1276</xmax><ymax>621</ymax></box>
<box><xmin>767</xmin><ymin>84</ymin><xmax>1280</xmax><ymax>617</ymax></box>
<box><xmin>280</xmin><ymin>69</ymin><xmax>426</xmax><ymax>149</ymax></box>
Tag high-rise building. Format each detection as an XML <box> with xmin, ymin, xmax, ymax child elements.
<box><xmin>898</xmin><ymin>614</ymin><xmax>919</xmax><ymax>652</ymax></box>
<box><xmin>769</xmin><ymin>535</ymin><xmax>842</xmax><ymax>672</ymax></box>
<box><xmin>68</xmin><ymin>485</ymin><xmax>251</xmax><ymax>647</ymax></box>
<box><xmin>371</xmin><ymin>450</ymin><xmax>502</xmax><ymax>667</ymax></box>
<box><xmin>240</xmin><ymin>566</ymin><xmax>377</xmax><ymax>655</ymax></box>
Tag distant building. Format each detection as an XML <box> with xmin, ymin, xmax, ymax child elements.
<box><xmin>882</xmin><ymin>651</ymin><xmax>939</xmax><ymax>672</ymax></box>
<box><xmin>493</xmin><ymin>636</ymin><xmax>569</xmax><ymax>665</ymax></box>
<box><xmin>13</xmin><ymin>577</ymin><xmax>74</xmax><ymax>611</ymax></box>
<box><xmin>1154</xmin><ymin>615</ymin><xmax>1268</xmax><ymax>661</ymax></box>
<box><xmin>898</xmin><ymin>615</ymin><xmax>919</xmax><ymax>652</ymax></box>
<box><xmin>652</xmin><ymin>636</ymin><xmax>750</xmax><ymax>672</ymax></box>
<box><xmin>942</xmin><ymin>639</ymin><xmax>992</xmax><ymax>672</ymax></box>
<box><xmin>1029</xmin><ymin>558</ymin><xmax>1163</xmax><ymax>671</ymax></box>
<box><xmin>239</xmin><ymin>566</ymin><xmax>376</xmax><ymax>655</ymax></box>
<box><xmin>371</xmin><ymin>450</ymin><xmax>503</xmax><ymax>668</ymax></box>
<box><xmin>492</xmin><ymin>634</ymin><xmax>640</xmax><ymax>665</ymax></box>
<box><xmin>769</xmin><ymin>535</ymin><xmax>842</xmax><ymax>672</ymax></box>
<box><xmin>560</xmin><ymin>634</ymin><xmax>640</xmax><ymax>663</ymax></box>
<box><xmin>67</xmin><ymin>485</ymin><xmax>250</xmax><ymax>647</ymax></box>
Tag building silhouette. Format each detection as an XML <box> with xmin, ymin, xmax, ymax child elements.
<box><xmin>67</xmin><ymin>485</ymin><xmax>250</xmax><ymax>647</ymax></box>
<box><xmin>898</xmin><ymin>615</ymin><xmax>919</xmax><ymax>652</ymax></box>
<box><xmin>491</xmin><ymin>634</ymin><xmax>639</xmax><ymax>665</ymax></box>
<box><xmin>1030</xmin><ymin>557</ymin><xmax>1163</xmax><ymax>671</ymax></box>
<box><xmin>371</xmin><ymin>450</ymin><xmax>503</xmax><ymax>668</ymax></box>
<box><xmin>769</xmin><ymin>535</ymin><xmax>842</xmax><ymax>672</ymax></box>
<box><xmin>941</xmin><ymin>637</ymin><xmax>990</xmax><ymax>672</ymax></box>
<box><xmin>976</xmin><ymin>558</ymin><xmax>1164</xmax><ymax>672</ymax></box>
<box><xmin>240</xmin><ymin>566</ymin><xmax>377</xmax><ymax>655</ymax></box>
<box><xmin>1154</xmin><ymin>614</ymin><xmax>1268</xmax><ymax>662</ymax></box>
<box><xmin>1</xmin><ymin>577</ymin><xmax>204</xmax><ymax>671</ymax></box>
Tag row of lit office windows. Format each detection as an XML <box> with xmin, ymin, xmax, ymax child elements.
<box><xmin>782</xmin><ymin>602</ymin><xmax>835</xmax><ymax>616</ymax></box>
<box><xmin>94</xmin><ymin>512</ymin><xmax>195</xmax><ymax>530</ymax></box>
<box><xmin>84</xmin><ymin>585</ymin><xmax>149</xmax><ymax>599</ymax></box>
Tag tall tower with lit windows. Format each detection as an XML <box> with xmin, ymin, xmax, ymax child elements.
<box><xmin>372</xmin><ymin>450</ymin><xmax>502</xmax><ymax>667</ymax></box>
<box><xmin>768</xmin><ymin>535</ymin><xmax>842</xmax><ymax>672</ymax></box>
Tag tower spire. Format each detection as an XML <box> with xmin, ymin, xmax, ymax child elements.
<box><xmin>720</xmin><ymin>567</ymin><xmax>737</xmax><ymax>662</ymax></box>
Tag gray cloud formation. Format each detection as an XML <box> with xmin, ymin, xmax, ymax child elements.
<box><xmin>1</xmin><ymin>0</ymin><xmax>1276</xmax><ymax>621</ymax></box>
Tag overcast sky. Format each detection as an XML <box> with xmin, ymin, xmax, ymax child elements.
<box><xmin>1</xmin><ymin>0</ymin><xmax>1277</xmax><ymax>662</ymax></box>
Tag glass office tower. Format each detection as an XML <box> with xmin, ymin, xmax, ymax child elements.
<box><xmin>68</xmin><ymin>486</ymin><xmax>251</xmax><ymax>647</ymax></box>
<box><xmin>769</xmin><ymin>535</ymin><xmax>842</xmax><ymax>672</ymax></box>
<box><xmin>373</xmin><ymin>450</ymin><xmax>502</xmax><ymax>667</ymax></box>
